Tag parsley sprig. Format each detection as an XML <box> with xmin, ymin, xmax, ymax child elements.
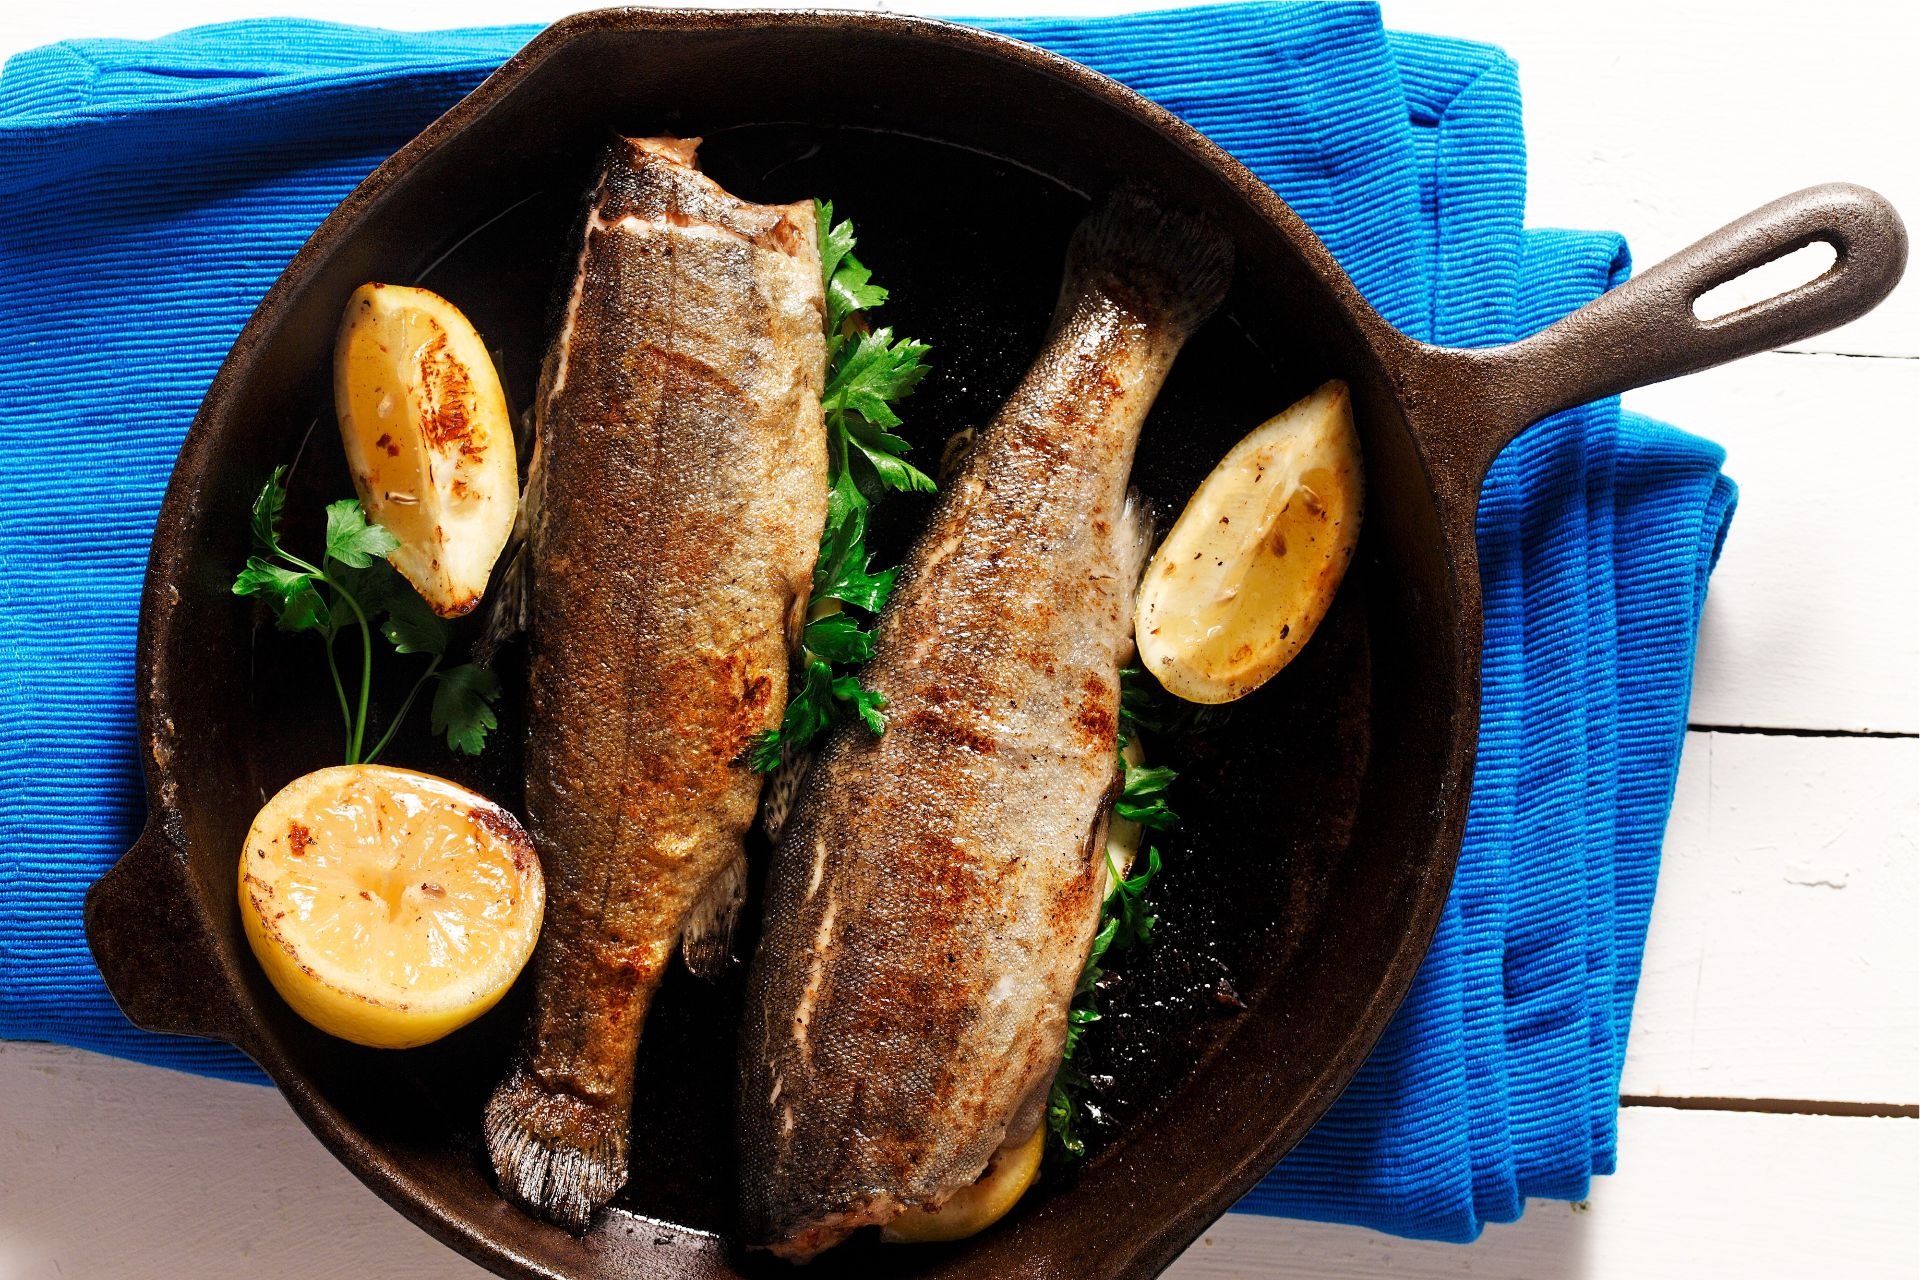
<box><xmin>745</xmin><ymin>203</ymin><xmax>932</xmax><ymax>772</ymax></box>
<box><xmin>1048</xmin><ymin>666</ymin><xmax>1180</xmax><ymax>1161</ymax></box>
<box><xmin>232</xmin><ymin>466</ymin><xmax>501</xmax><ymax>763</ymax></box>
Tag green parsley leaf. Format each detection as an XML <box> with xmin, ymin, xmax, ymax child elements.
<box><xmin>1115</xmin><ymin>763</ymin><xmax>1180</xmax><ymax>830</ymax></box>
<box><xmin>775</xmin><ymin>660</ymin><xmax>840</xmax><ymax>755</ymax></box>
<box><xmin>1046</xmin><ymin>1080</ymin><xmax>1084</xmax><ymax>1161</ymax></box>
<box><xmin>746</xmin><ymin>205</ymin><xmax>928</xmax><ymax>776</ymax></box>
<box><xmin>233</xmin><ymin>555</ymin><xmax>308</xmax><ymax>602</ymax></box>
<box><xmin>828</xmin><ymin>257</ymin><xmax>888</xmax><ymax>338</ymax></box>
<box><xmin>831</xmin><ymin>675</ymin><xmax>888</xmax><ymax>734</ymax></box>
<box><xmin>431</xmin><ymin>663</ymin><xmax>501</xmax><ymax>756</ymax></box>
<box><xmin>250</xmin><ymin>466</ymin><xmax>290</xmax><ymax>555</ymax></box>
<box><xmin>1105</xmin><ymin>845</ymin><xmax>1163</xmax><ymax>953</ymax></box>
<box><xmin>817</xmin><ymin>201</ymin><xmax>889</xmax><ymax>338</ymax></box>
<box><xmin>1076</xmin><ymin>914</ymin><xmax>1119</xmax><ymax>998</ymax></box>
<box><xmin>803</xmin><ymin>614</ymin><xmax>876</xmax><ymax>665</ymax></box>
<box><xmin>816</xmin><ymin>201</ymin><xmax>856</xmax><ymax>292</ymax></box>
<box><xmin>825</xmin><ymin>329</ymin><xmax>931</xmax><ymax>430</ymax></box>
<box><xmin>742</xmin><ymin>730</ymin><xmax>785</xmax><ymax>774</ymax></box>
<box><xmin>844</xmin><ymin>416</ymin><xmax>939</xmax><ymax>496</ymax></box>
<box><xmin>745</xmin><ymin>657</ymin><xmax>890</xmax><ymax>773</ymax></box>
<box><xmin>374</xmin><ymin>576</ymin><xmax>447</xmax><ymax>656</ymax></box>
<box><xmin>1118</xmin><ymin>664</ymin><xmax>1166</xmax><ymax>736</ymax></box>
<box><xmin>329</xmin><ymin>561</ymin><xmax>450</xmax><ymax>657</ymax></box>
<box><xmin>1064</xmin><ymin>1004</ymin><xmax>1101</xmax><ymax>1057</ymax></box>
<box><xmin>812</xmin><ymin>489</ymin><xmax>899</xmax><ymax>614</ymax></box>
<box><xmin>233</xmin><ymin>557</ymin><xmax>331</xmax><ymax>633</ymax></box>
<box><xmin>322</xmin><ymin>499</ymin><xmax>401</xmax><ymax>569</ymax></box>
<box><xmin>275</xmin><ymin>577</ymin><xmax>332</xmax><ymax>634</ymax></box>
<box><xmin>815</xmin><ymin>534</ymin><xmax>899</xmax><ymax>615</ymax></box>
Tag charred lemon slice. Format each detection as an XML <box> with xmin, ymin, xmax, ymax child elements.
<box><xmin>238</xmin><ymin>765</ymin><xmax>544</xmax><ymax>1049</ymax></box>
<box><xmin>882</xmin><ymin>1126</ymin><xmax>1046</xmax><ymax>1244</ymax></box>
<box><xmin>335</xmin><ymin>283</ymin><xmax>517</xmax><ymax>617</ymax></box>
<box><xmin>1134</xmin><ymin>380</ymin><xmax>1362</xmax><ymax>704</ymax></box>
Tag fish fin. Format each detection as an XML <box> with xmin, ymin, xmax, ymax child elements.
<box><xmin>1064</xmin><ymin>185</ymin><xmax>1234</xmax><ymax>334</ymax></box>
<box><xmin>758</xmin><ymin>745</ymin><xmax>813</xmax><ymax>844</ymax></box>
<box><xmin>937</xmin><ymin>426</ymin><xmax>978</xmax><ymax>484</ymax></box>
<box><xmin>681</xmin><ymin>852</ymin><xmax>748</xmax><ymax>980</ymax></box>
<box><xmin>1118</xmin><ymin>486</ymin><xmax>1157</xmax><ymax>586</ymax></box>
<box><xmin>473</xmin><ymin>542</ymin><xmax>530</xmax><ymax>667</ymax></box>
<box><xmin>484</xmin><ymin>1066</ymin><xmax>628</xmax><ymax>1233</ymax></box>
<box><xmin>473</xmin><ymin>429</ymin><xmax>544</xmax><ymax>666</ymax></box>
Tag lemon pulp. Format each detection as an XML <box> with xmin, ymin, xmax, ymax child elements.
<box><xmin>238</xmin><ymin>764</ymin><xmax>544</xmax><ymax>1049</ymax></box>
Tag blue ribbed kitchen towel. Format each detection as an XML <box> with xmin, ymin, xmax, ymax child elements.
<box><xmin>0</xmin><ymin>4</ymin><xmax>1736</xmax><ymax>1244</ymax></box>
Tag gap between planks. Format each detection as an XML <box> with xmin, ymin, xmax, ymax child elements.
<box><xmin>1621</xmin><ymin>1095</ymin><xmax>1919</xmax><ymax>1120</ymax></box>
<box><xmin>1687</xmin><ymin>723</ymin><xmax>1919</xmax><ymax>741</ymax></box>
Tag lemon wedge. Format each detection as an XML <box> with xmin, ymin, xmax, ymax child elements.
<box><xmin>335</xmin><ymin>283</ymin><xmax>517</xmax><ymax>618</ymax></box>
<box><xmin>238</xmin><ymin>765</ymin><xmax>544</xmax><ymax>1049</ymax></box>
<box><xmin>882</xmin><ymin>1126</ymin><xmax>1046</xmax><ymax>1244</ymax></box>
<box><xmin>1134</xmin><ymin>380</ymin><xmax>1362</xmax><ymax>704</ymax></box>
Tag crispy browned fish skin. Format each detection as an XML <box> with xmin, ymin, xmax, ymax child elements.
<box><xmin>484</xmin><ymin>136</ymin><xmax>826</xmax><ymax>1234</ymax></box>
<box><xmin>738</xmin><ymin>190</ymin><xmax>1231</xmax><ymax>1260</ymax></box>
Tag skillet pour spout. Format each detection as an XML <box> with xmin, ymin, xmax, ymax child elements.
<box><xmin>81</xmin><ymin>10</ymin><xmax>1906</xmax><ymax>1280</ymax></box>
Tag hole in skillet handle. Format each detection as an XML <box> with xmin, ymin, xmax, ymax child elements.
<box><xmin>1692</xmin><ymin>238</ymin><xmax>1839</xmax><ymax>323</ymax></box>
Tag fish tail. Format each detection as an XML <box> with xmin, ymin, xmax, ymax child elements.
<box><xmin>1064</xmin><ymin>185</ymin><xmax>1235</xmax><ymax>333</ymax></box>
<box><xmin>483</xmin><ymin>1066</ymin><xmax>628</xmax><ymax>1233</ymax></box>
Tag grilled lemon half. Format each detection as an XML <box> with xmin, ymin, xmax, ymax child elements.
<box><xmin>238</xmin><ymin>765</ymin><xmax>544</xmax><ymax>1049</ymax></box>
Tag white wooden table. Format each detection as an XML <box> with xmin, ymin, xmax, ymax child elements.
<box><xmin>2</xmin><ymin>2</ymin><xmax>1914</xmax><ymax>1276</ymax></box>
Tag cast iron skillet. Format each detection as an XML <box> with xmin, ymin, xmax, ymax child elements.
<box><xmin>84</xmin><ymin>10</ymin><xmax>1905</xmax><ymax>1280</ymax></box>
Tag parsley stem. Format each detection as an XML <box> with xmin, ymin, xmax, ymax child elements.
<box><xmin>363</xmin><ymin>654</ymin><xmax>442</xmax><ymax>765</ymax></box>
<box><xmin>322</xmin><ymin>575</ymin><xmax>377</xmax><ymax>765</ymax></box>
<box><xmin>321</xmin><ymin>627</ymin><xmax>353</xmax><ymax>757</ymax></box>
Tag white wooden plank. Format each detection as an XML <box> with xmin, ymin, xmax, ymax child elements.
<box><xmin>1626</xmin><ymin>352</ymin><xmax>1919</xmax><ymax>734</ymax></box>
<box><xmin>0</xmin><ymin>1042</ymin><xmax>493</xmax><ymax>1280</ymax></box>
<box><xmin>2</xmin><ymin>1043</ymin><xmax>1915</xmax><ymax>1279</ymax></box>
<box><xmin>1168</xmin><ymin>1108</ymin><xmax>1919</xmax><ymax>1280</ymax></box>
<box><xmin>1623</xmin><ymin>731</ymin><xmax>1920</xmax><ymax>1103</ymax></box>
<box><xmin>1380</xmin><ymin>0</ymin><xmax>1920</xmax><ymax>358</ymax></box>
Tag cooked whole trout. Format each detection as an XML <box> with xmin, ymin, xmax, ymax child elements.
<box><xmin>738</xmin><ymin>189</ymin><xmax>1232</xmax><ymax>1259</ymax></box>
<box><xmin>484</xmin><ymin>136</ymin><xmax>827</xmax><ymax>1232</ymax></box>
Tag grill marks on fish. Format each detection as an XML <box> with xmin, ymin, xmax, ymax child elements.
<box><xmin>738</xmin><ymin>188</ymin><xmax>1231</xmax><ymax>1259</ymax></box>
<box><xmin>483</xmin><ymin>136</ymin><xmax>827</xmax><ymax>1233</ymax></box>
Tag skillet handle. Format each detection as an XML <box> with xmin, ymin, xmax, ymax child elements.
<box><xmin>1416</xmin><ymin>182</ymin><xmax>1906</xmax><ymax>505</ymax></box>
<box><xmin>85</xmin><ymin>818</ymin><xmax>255</xmax><ymax>1052</ymax></box>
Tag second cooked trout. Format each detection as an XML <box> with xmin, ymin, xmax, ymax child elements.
<box><xmin>484</xmin><ymin>136</ymin><xmax>826</xmax><ymax>1232</ymax></box>
<box><xmin>738</xmin><ymin>189</ymin><xmax>1232</xmax><ymax>1258</ymax></box>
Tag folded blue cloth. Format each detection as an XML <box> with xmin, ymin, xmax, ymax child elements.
<box><xmin>0</xmin><ymin>3</ymin><xmax>1735</xmax><ymax>1245</ymax></box>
